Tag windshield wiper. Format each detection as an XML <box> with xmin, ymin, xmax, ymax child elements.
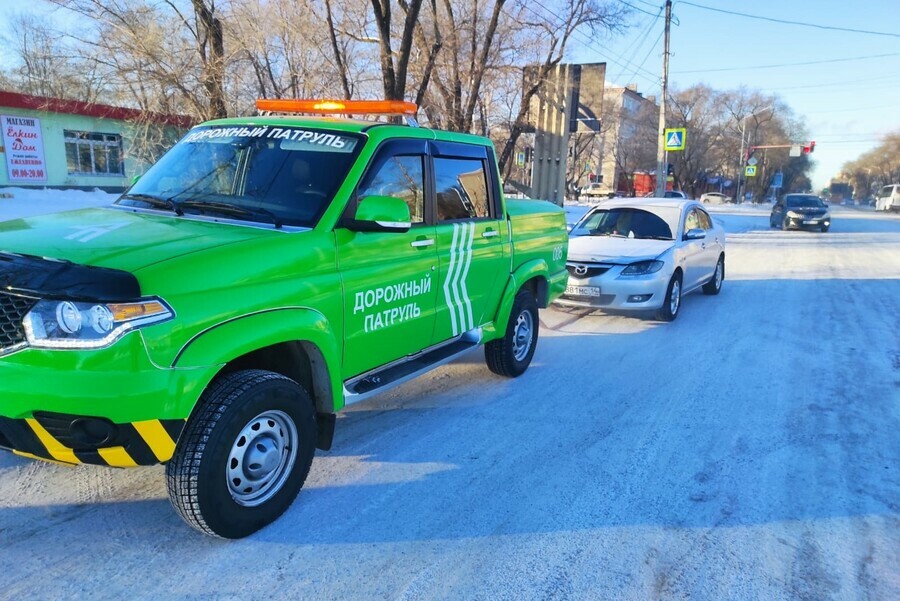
<box><xmin>119</xmin><ymin>193</ymin><xmax>183</xmax><ymax>215</ymax></box>
<box><xmin>179</xmin><ymin>200</ymin><xmax>283</xmax><ymax>229</ymax></box>
<box><xmin>637</xmin><ymin>235</ymin><xmax>674</xmax><ymax>240</ymax></box>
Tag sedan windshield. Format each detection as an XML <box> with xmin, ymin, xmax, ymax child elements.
<box><xmin>786</xmin><ymin>195</ymin><xmax>825</xmax><ymax>208</ymax></box>
<box><xmin>571</xmin><ymin>207</ymin><xmax>675</xmax><ymax>240</ymax></box>
<box><xmin>118</xmin><ymin>125</ymin><xmax>362</xmax><ymax>228</ymax></box>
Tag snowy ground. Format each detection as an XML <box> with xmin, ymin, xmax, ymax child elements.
<box><xmin>1</xmin><ymin>196</ymin><xmax>899</xmax><ymax>600</ymax></box>
<box><xmin>0</xmin><ymin>187</ymin><xmax>118</xmax><ymax>221</ymax></box>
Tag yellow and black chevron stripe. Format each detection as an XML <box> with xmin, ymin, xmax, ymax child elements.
<box><xmin>0</xmin><ymin>414</ymin><xmax>185</xmax><ymax>467</ymax></box>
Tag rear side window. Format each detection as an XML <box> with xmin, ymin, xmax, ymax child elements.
<box><xmin>356</xmin><ymin>155</ymin><xmax>426</xmax><ymax>223</ymax></box>
<box><xmin>697</xmin><ymin>209</ymin><xmax>712</xmax><ymax>229</ymax></box>
<box><xmin>434</xmin><ymin>157</ymin><xmax>491</xmax><ymax>221</ymax></box>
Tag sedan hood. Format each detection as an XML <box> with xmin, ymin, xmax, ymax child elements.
<box><xmin>0</xmin><ymin>207</ymin><xmax>279</xmax><ymax>273</ymax></box>
<box><xmin>567</xmin><ymin>235</ymin><xmax>673</xmax><ymax>263</ymax></box>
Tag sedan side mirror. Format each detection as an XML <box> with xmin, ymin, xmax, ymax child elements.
<box><xmin>343</xmin><ymin>195</ymin><xmax>411</xmax><ymax>233</ymax></box>
<box><xmin>684</xmin><ymin>228</ymin><xmax>706</xmax><ymax>241</ymax></box>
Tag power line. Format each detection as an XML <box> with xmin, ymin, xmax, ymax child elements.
<box><xmin>805</xmin><ymin>103</ymin><xmax>900</xmax><ymax>115</ymax></box>
<box><xmin>611</xmin><ymin>4</ymin><xmax>664</xmax><ymax>83</ymax></box>
<box><xmin>620</xmin><ymin>1</ymin><xmax>664</xmax><ymax>18</ymax></box>
<box><xmin>672</xmin><ymin>52</ymin><xmax>900</xmax><ymax>74</ymax></box>
<box><xmin>522</xmin><ymin>1</ymin><xmax>660</xmax><ymax>86</ymax></box>
<box><xmin>677</xmin><ymin>1</ymin><xmax>900</xmax><ymax>38</ymax></box>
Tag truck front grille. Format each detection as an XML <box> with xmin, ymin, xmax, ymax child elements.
<box><xmin>0</xmin><ymin>292</ymin><xmax>37</xmax><ymax>352</ymax></box>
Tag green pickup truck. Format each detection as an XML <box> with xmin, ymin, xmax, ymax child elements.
<box><xmin>0</xmin><ymin>104</ymin><xmax>568</xmax><ymax>537</ymax></box>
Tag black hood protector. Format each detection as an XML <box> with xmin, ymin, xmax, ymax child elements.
<box><xmin>0</xmin><ymin>251</ymin><xmax>141</xmax><ymax>301</ymax></box>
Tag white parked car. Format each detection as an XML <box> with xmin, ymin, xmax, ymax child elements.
<box><xmin>580</xmin><ymin>183</ymin><xmax>614</xmax><ymax>198</ymax></box>
<box><xmin>875</xmin><ymin>184</ymin><xmax>900</xmax><ymax>211</ymax></box>
<box><xmin>555</xmin><ymin>198</ymin><xmax>725</xmax><ymax>321</ymax></box>
<box><xmin>700</xmin><ymin>192</ymin><xmax>731</xmax><ymax>204</ymax></box>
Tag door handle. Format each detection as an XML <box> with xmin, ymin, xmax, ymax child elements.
<box><xmin>410</xmin><ymin>238</ymin><xmax>434</xmax><ymax>248</ymax></box>
<box><xmin>482</xmin><ymin>229</ymin><xmax>499</xmax><ymax>238</ymax></box>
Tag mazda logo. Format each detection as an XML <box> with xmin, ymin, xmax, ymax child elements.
<box><xmin>574</xmin><ymin>265</ymin><xmax>588</xmax><ymax>276</ymax></box>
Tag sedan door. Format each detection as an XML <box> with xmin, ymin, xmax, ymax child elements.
<box><xmin>696</xmin><ymin>207</ymin><xmax>723</xmax><ymax>279</ymax></box>
<box><xmin>679</xmin><ymin>206</ymin><xmax>708</xmax><ymax>290</ymax></box>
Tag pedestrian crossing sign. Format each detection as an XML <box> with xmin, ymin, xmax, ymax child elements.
<box><xmin>664</xmin><ymin>128</ymin><xmax>686</xmax><ymax>151</ymax></box>
<box><xmin>745</xmin><ymin>165</ymin><xmax>757</xmax><ymax>177</ymax></box>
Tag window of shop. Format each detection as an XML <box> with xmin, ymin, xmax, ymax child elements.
<box><xmin>64</xmin><ymin>130</ymin><xmax>124</xmax><ymax>176</ymax></box>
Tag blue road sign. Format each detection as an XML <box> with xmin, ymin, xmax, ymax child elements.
<box><xmin>664</xmin><ymin>128</ymin><xmax>686</xmax><ymax>151</ymax></box>
<box><xmin>773</xmin><ymin>171</ymin><xmax>783</xmax><ymax>188</ymax></box>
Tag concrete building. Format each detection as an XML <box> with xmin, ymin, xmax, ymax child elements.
<box><xmin>0</xmin><ymin>91</ymin><xmax>192</xmax><ymax>191</ymax></box>
<box><xmin>595</xmin><ymin>84</ymin><xmax>658</xmax><ymax>194</ymax></box>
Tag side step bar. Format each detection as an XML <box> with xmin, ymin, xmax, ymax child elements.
<box><xmin>343</xmin><ymin>329</ymin><xmax>482</xmax><ymax>405</ymax></box>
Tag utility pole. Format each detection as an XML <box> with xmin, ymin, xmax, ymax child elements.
<box><xmin>654</xmin><ymin>0</ymin><xmax>672</xmax><ymax>197</ymax></box>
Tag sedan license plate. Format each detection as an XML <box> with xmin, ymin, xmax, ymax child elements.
<box><xmin>566</xmin><ymin>285</ymin><xmax>600</xmax><ymax>297</ymax></box>
<box><xmin>803</xmin><ymin>219</ymin><xmax>818</xmax><ymax>224</ymax></box>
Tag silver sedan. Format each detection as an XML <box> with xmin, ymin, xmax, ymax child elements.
<box><xmin>554</xmin><ymin>199</ymin><xmax>726</xmax><ymax>321</ymax></box>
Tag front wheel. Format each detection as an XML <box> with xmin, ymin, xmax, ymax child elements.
<box><xmin>656</xmin><ymin>273</ymin><xmax>682</xmax><ymax>321</ymax></box>
<box><xmin>166</xmin><ymin>369</ymin><xmax>317</xmax><ymax>538</ymax></box>
<box><xmin>702</xmin><ymin>256</ymin><xmax>724</xmax><ymax>295</ymax></box>
<box><xmin>781</xmin><ymin>217</ymin><xmax>790</xmax><ymax>231</ymax></box>
<box><xmin>821</xmin><ymin>225</ymin><xmax>830</xmax><ymax>233</ymax></box>
<box><xmin>485</xmin><ymin>288</ymin><xmax>539</xmax><ymax>377</ymax></box>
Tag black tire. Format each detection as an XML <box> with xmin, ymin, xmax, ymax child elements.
<box><xmin>656</xmin><ymin>272</ymin><xmax>682</xmax><ymax>322</ymax></box>
<box><xmin>485</xmin><ymin>288</ymin><xmax>539</xmax><ymax>377</ymax></box>
<box><xmin>781</xmin><ymin>217</ymin><xmax>790</xmax><ymax>231</ymax></box>
<box><xmin>769</xmin><ymin>215</ymin><xmax>778</xmax><ymax>228</ymax></box>
<box><xmin>166</xmin><ymin>369</ymin><xmax>317</xmax><ymax>539</ymax></box>
<box><xmin>702</xmin><ymin>256</ymin><xmax>724</xmax><ymax>295</ymax></box>
<box><xmin>821</xmin><ymin>225</ymin><xmax>829</xmax><ymax>233</ymax></box>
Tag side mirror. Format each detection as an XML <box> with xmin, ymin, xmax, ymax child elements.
<box><xmin>684</xmin><ymin>228</ymin><xmax>706</xmax><ymax>241</ymax></box>
<box><xmin>344</xmin><ymin>195</ymin><xmax>411</xmax><ymax>233</ymax></box>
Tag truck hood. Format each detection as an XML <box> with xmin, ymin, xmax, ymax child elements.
<box><xmin>0</xmin><ymin>207</ymin><xmax>279</xmax><ymax>273</ymax></box>
<box><xmin>567</xmin><ymin>235</ymin><xmax>673</xmax><ymax>263</ymax></box>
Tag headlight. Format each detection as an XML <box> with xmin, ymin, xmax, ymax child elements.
<box><xmin>23</xmin><ymin>298</ymin><xmax>173</xmax><ymax>349</ymax></box>
<box><xmin>786</xmin><ymin>210</ymin><xmax>801</xmax><ymax>218</ymax></box>
<box><xmin>620</xmin><ymin>260</ymin><xmax>664</xmax><ymax>276</ymax></box>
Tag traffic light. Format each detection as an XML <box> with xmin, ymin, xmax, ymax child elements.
<box><xmin>802</xmin><ymin>141</ymin><xmax>816</xmax><ymax>154</ymax></box>
<box><xmin>666</xmin><ymin>163</ymin><xmax>674</xmax><ymax>175</ymax></box>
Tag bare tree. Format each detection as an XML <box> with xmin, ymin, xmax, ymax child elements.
<box><xmin>497</xmin><ymin>0</ymin><xmax>627</xmax><ymax>173</ymax></box>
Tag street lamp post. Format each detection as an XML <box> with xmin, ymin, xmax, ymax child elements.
<box><xmin>736</xmin><ymin>106</ymin><xmax>773</xmax><ymax>203</ymax></box>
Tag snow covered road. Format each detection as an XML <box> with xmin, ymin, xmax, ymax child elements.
<box><xmin>1</xmin><ymin>202</ymin><xmax>898</xmax><ymax>600</ymax></box>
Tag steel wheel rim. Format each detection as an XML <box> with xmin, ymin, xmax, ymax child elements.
<box><xmin>226</xmin><ymin>409</ymin><xmax>298</xmax><ymax>507</ymax></box>
<box><xmin>512</xmin><ymin>309</ymin><xmax>534</xmax><ymax>362</ymax></box>
<box><xmin>715</xmin><ymin>261</ymin><xmax>723</xmax><ymax>289</ymax></box>
<box><xmin>670</xmin><ymin>280</ymin><xmax>681</xmax><ymax>315</ymax></box>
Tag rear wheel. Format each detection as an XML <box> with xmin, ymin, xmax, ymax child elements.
<box><xmin>166</xmin><ymin>369</ymin><xmax>317</xmax><ymax>539</ymax></box>
<box><xmin>485</xmin><ymin>288</ymin><xmax>539</xmax><ymax>377</ymax></box>
<box><xmin>656</xmin><ymin>273</ymin><xmax>682</xmax><ymax>322</ymax></box>
<box><xmin>702</xmin><ymin>256</ymin><xmax>724</xmax><ymax>295</ymax></box>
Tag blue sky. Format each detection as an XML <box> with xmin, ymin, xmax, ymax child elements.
<box><xmin>1</xmin><ymin>0</ymin><xmax>897</xmax><ymax>190</ymax></box>
<box><xmin>573</xmin><ymin>0</ymin><xmax>900</xmax><ymax>190</ymax></box>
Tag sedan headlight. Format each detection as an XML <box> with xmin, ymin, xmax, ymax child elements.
<box><xmin>786</xmin><ymin>210</ymin><xmax>801</xmax><ymax>218</ymax></box>
<box><xmin>620</xmin><ymin>260</ymin><xmax>664</xmax><ymax>276</ymax></box>
<box><xmin>23</xmin><ymin>298</ymin><xmax>173</xmax><ymax>349</ymax></box>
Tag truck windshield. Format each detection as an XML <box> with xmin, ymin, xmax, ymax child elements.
<box><xmin>118</xmin><ymin>125</ymin><xmax>362</xmax><ymax>228</ymax></box>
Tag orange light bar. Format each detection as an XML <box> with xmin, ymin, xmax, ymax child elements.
<box><xmin>256</xmin><ymin>98</ymin><xmax>418</xmax><ymax>116</ymax></box>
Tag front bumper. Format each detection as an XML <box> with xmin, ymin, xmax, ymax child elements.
<box><xmin>0</xmin><ymin>332</ymin><xmax>218</xmax><ymax>466</ymax></box>
<box><xmin>785</xmin><ymin>215</ymin><xmax>830</xmax><ymax>229</ymax></box>
<box><xmin>553</xmin><ymin>264</ymin><xmax>670</xmax><ymax>311</ymax></box>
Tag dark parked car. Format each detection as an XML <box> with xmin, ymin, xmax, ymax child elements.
<box><xmin>770</xmin><ymin>194</ymin><xmax>831</xmax><ymax>232</ymax></box>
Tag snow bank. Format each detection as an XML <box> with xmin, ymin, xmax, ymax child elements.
<box><xmin>0</xmin><ymin>187</ymin><xmax>118</xmax><ymax>221</ymax></box>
